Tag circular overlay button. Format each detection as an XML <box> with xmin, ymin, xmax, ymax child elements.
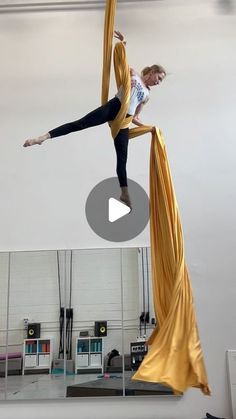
<box><xmin>85</xmin><ymin>177</ymin><xmax>149</xmax><ymax>242</ymax></box>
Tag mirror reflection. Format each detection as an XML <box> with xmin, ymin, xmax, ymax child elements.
<box><xmin>0</xmin><ymin>247</ymin><xmax>175</xmax><ymax>399</ymax></box>
<box><xmin>5</xmin><ymin>251</ymin><xmax>66</xmax><ymax>400</ymax></box>
<box><xmin>0</xmin><ymin>330</ymin><xmax>7</xmax><ymax>400</ymax></box>
<box><xmin>0</xmin><ymin>253</ymin><xmax>9</xmax><ymax>400</ymax></box>
<box><xmin>66</xmin><ymin>248</ymin><xmax>123</xmax><ymax>398</ymax></box>
<box><xmin>122</xmin><ymin>248</ymin><xmax>173</xmax><ymax>396</ymax></box>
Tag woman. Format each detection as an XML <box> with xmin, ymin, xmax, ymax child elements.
<box><xmin>23</xmin><ymin>31</ymin><xmax>166</xmax><ymax>208</ymax></box>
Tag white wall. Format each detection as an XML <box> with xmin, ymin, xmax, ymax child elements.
<box><xmin>0</xmin><ymin>0</ymin><xmax>236</xmax><ymax>418</ymax></box>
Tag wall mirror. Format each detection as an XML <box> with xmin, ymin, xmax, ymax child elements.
<box><xmin>0</xmin><ymin>253</ymin><xmax>8</xmax><ymax>400</ymax></box>
<box><xmin>0</xmin><ymin>247</ymin><xmax>175</xmax><ymax>400</ymax></box>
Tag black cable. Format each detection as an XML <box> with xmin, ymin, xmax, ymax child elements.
<box><xmin>57</xmin><ymin>251</ymin><xmax>61</xmax><ymax>309</ymax></box>
<box><xmin>141</xmin><ymin>248</ymin><xmax>146</xmax><ymax>336</ymax></box>
<box><xmin>66</xmin><ymin>309</ymin><xmax>69</xmax><ymax>358</ymax></box>
<box><xmin>59</xmin><ymin>308</ymin><xmax>64</xmax><ymax>359</ymax></box>
<box><xmin>69</xmin><ymin>309</ymin><xmax>73</xmax><ymax>359</ymax></box>
<box><xmin>69</xmin><ymin>251</ymin><xmax>73</xmax><ymax>359</ymax></box>
<box><xmin>69</xmin><ymin>250</ymin><xmax>72</xmax><ymax>309</ymax></box>
<box><xmin>146</xmin><ymin>247</ymin><xmax>150</xmax><ymax>319</ymax></box>
<box><xmin>57</xmin><ymin>251</ymin><xmax>64</xmax><ymax>359</ymax></box>
<box><xmin>65</xmin><ymin>252</ymin><xmax>70</xmax><ymax>358</ymax></box>
<box><xmin>65</xmin><ymin>252</ymin><xmax>71</xmax><ymax>359</ymax></box>
<box><xmin>65</xmin><ymin>250</ymin><xmax>73</xmax><ymax>360</ymax></box>
<box><xmin>144</xmin><ymin>248</ymin><xmax>147</xmax><ymax>334</ymax></box>
<box><xmin>141</xmin><ymin>248</ymin><xmax>145</xmax><ymax>313</ymax></box>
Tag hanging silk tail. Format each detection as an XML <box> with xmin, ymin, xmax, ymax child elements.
<box><xmin>132</xmin><ymin>129</ymin><xmax>211</xmax><ymax>395</ymax></box>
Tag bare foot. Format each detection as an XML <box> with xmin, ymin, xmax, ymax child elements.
<box><xmin>120</xmin><ymin>193</ymin><xmax>132</xmax><ymax>210</ymax></box>
<box><xmin>23</xmin><ymin>138</ymin><xmax>44</xmax><ymax>147</ymax></box>
<box><xmin>23</xmin><ymin>134</ymin><xmax>49</xmax><ymax>147</ymax></box>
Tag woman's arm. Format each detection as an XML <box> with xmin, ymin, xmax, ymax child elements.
<box><xmin>132</xmin><ymin>103</ymin><xmax>145</xmax><ymax>127</ymax></box>
<box><xmin>132</xmin><ymin>96</ymin><xmax>149</xmax><ymax>126</ymax></box>
<box><xmin>132</xmin><ymin>101</ymin><xmax>155</xmax><ymax>133</ymax></box>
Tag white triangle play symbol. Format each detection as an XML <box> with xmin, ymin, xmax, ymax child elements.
<box><xmin>108</xmin><ymin>198</ymin><xmax>131</xmax><ymax>222</ymax></box>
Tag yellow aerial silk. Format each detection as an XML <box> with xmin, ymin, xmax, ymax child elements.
<box><xmin>102</xmin><ymin>0</ymin><xmax>210</xmax><ymax>395</ymax></box>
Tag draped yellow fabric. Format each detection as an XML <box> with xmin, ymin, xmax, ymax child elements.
<box><xmin>102</xmin><ymin>0</ymin><xmax>210</xmax><ymax>395</ymax></box>
<box><xmin>102</xmin><ymin>0</ymin><xmax>133</xmax><ymax>139</ymax></box>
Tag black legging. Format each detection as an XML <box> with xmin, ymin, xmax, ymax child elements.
<box><xmin>49</xmin><ymin>97</ymin><xmax>129</xmax><ymax>187</ymax></box>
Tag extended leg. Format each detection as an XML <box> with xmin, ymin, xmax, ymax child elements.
<box><xmin>49</xmin><ymin>97</ymin><xmax>120</xmax><ymax>138</ymax></box>
<box><xmin>23</xmin><ymin>97</ymin><xmax>121</xmax><ymax>147</ymax></box>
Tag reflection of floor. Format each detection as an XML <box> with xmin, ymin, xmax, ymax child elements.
<box><xmin>1</xmin><ymin>372</ymin><xmax>175</xmax><ymax>399</ymax></box>
<box><xmin>67</xmin><ymin>371</ymin><xmax>174</xmax><ymax>397</ymax></box>
<box><xmin>0</xmin><ymin>378</ymin><xmax>6</xmax><ymax>399</ymax></box>
<box><xmin>1</xmin><ymin>373</ymin><xmax>99</xmax><ymax>400</ymax></box>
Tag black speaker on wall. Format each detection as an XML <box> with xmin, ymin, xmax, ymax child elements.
<box><xmin>27</xmin><ymin>323</ymin><xmax>41</xmax><ymax>339</ymax></box>
<box><xmin>94</xmin><ymin>321</ymin><xmax>107</xmax><ymax>337</ymax></box>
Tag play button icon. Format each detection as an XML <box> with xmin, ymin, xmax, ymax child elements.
<box><xmin>85</xmin><ymin>177</ymin><xmax>149</xmax><ymax>242</ymax></box>
<box><xmin>108</xmin><ymin>198</ymin><xmax>131</xmax><ymax>222</ymax></box>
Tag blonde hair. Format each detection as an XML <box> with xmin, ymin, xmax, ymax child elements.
<box><xmin>141</xmin><ymin>64</ymin><xmax>166</xmax><ymax>76</ymax></box>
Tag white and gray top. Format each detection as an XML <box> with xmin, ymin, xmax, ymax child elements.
<box><xmin>115</xmin><ymin>73</ymin><xmax>150</xmax><ymax>116</ymax></box>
